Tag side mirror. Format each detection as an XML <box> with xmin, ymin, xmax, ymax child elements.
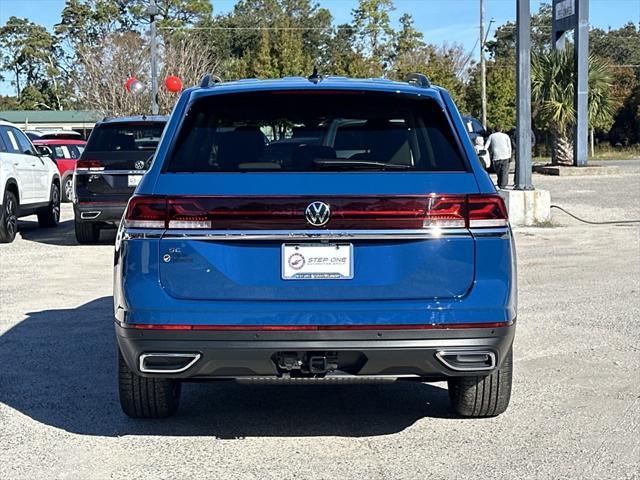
<box><xmin>36</xmin><ymin>145</ymin><xmax>53</xmax><ymax>157</ymax></box>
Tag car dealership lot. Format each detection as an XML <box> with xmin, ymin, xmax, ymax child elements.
<box><xmin>1</xmin><ymin>166</ymin><xmax>639</xmax><ymax>479</ymax></box>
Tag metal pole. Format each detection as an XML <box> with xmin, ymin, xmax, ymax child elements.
<box><xmin>574</xmin><ymin>0</ymin><xmax>589</xmax><ymax>166</ymax></box>
<box><xmin>480</xmin><ymin>0</ymin><xmax>487</xmax><ymax>129</ymax></box>
<box><xmin>515</xmin><ymin>0</ymin><xmax>533</xmax><ymax>190</ymax></box>
<box><xmin>149</xmin><ymin>0</ymin><xmax>159</xmax><ymax>115</ymax></box>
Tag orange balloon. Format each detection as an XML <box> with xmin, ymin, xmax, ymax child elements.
<box><xmin>165</xmin><ymin>76</ymin><xmax>183</xmax><ymax>93</ymax></box>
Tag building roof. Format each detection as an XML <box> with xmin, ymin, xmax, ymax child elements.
<box><xmin>0</xmin><ymin>110</ymin><xmax>103</xmax><ymax>125</ymax></box>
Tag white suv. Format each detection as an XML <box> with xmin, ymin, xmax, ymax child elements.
<box><xmin>0</xmin><ymin>120</ymin><xmax>61</xmax><ymax>243</ymax></box>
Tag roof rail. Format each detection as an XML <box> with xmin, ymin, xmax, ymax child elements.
<box><xmin>200</xmin><ymin>73</ymin><xmax>222</xmax><ymax>88</ymax></box>
<box><xmin>405</xmin><ymin>73</ymin><xmax>431</xmax><ymax>88</ymax></box>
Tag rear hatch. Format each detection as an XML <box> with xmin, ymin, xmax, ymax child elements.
<box><xmin>130</xmin><ymin>90</ymin><xmax>496</xmax><ymax>308</ymax></box>
<box><xmin>76</xmin><ymin>121</ymin><xmax>165</xmax><ymax>200</ymax></box>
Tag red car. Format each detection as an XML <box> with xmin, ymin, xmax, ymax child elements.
<box><xmin>33</xmin><ymin>139</ymin><xmax>86</xmax><ymax>202</ymax></box>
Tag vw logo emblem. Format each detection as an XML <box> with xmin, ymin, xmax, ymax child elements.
<box><xmin>134</xmin><ymin>160</ymin><xmax>145</xmax><ymax>170</ymax></box>
<box><xmin>305</xmin><ymin>201</ymin><xmax>331</xmax><ymax>227</ymax></box>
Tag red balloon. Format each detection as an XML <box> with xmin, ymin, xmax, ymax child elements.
<box><xmin>165</xmin><ymin>76</ymin><xmax>183</xmax><ymax>93</ymax></box>
<box><xmin>124</xmin><ymin>77</ymin><xmax>137</xmax><ymax>92</ymax></box>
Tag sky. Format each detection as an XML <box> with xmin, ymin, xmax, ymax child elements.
<box><xmin>0</xmin><ymin>0</ymin><xmax>639</xmax><ymax>96</ymax></box>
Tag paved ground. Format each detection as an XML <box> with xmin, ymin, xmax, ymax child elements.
<box><xmin>0</xmin><ymin>165</ymin><xmax>638</xmax><ymax>479</ymax></box>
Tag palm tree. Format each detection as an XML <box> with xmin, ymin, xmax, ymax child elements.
<box><xmin>532</xmin><ymin>48</ymin><xmax>614</xmax><ymax>165</ymax></box>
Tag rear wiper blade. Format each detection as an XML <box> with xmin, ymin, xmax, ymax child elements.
<box><xmin>313</xmin><ymin>159</ymin><xmax>412</xmax><ymax>170</ymax></box>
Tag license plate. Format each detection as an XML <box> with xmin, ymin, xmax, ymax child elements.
<box><xmin>282</xmin><ymin>244</ymin><xmax>353</xmax><ymax>280</ymax></box>
<box><xmin>128</xmin><ymin>175</ymin><xmax>143</xmax><ymax>187</ymax></box>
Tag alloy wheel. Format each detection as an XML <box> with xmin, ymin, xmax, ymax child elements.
<box><xmin>64</xmin><ymin>178</ymin><xmax>73</xmax><ymax>201</ymax></box>
<box><xmin>52</xmin><ymin>186</ymin><xmax>60</xmax><ymax>222</ymax></box>
<box><xmin>5</xmin><ymin>197</ymin><xmax>17</xmax><ymax>237</ymax></box>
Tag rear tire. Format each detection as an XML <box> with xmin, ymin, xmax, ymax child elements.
<box><xmin>37</xmin><ymin>182</ymin><xmax>60</xmax><ymax>227</ymax></box>
<box><xmin>74</xmin><ymin>221</ymin><xmax>100</xmax><ymax>244</ymax></box>
<box><xmin>118</xmin><ymin>348</ymin><xmax>181</xmax><ymax>419</ymax></box>
<box><xmin>0</xmin><ymin>190</ymin><xmax>18</xmax><ymax>243</ymax></box>
<box><xmin>447</xmin><ymin>346</ymin><xmax>513</xmax><ymax>417</ymax></box>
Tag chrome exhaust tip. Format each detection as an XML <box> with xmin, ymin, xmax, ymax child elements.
<box><xmin>435</xmin><ymin>350</ymin><xmax>496</xmax><ymax>372</ymax></box>
<box><xmin>80</xmin><ymin>211</ymin><xmax>100</xmax><ymax>220</ymax></box>
<box><xmin>139</xmin><ymin>352</ymin><xmax>201</xmax><ymax>374</ymax></box>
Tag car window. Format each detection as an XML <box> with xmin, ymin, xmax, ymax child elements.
<box><xmin>0</xmin><ymin>127</ymin><xmax>21</xmax><ymax>153</ymax></box>
<box><xmin>0</xmin><ymin>128</ymin><xmax>8</xmax><ymax>153</ymax></box>
<box><xmin>166</xmin><ymin>92</ymin><xmax>467</xmax><ymax>173</ymax></box>
<box><xmin>10</xmin><ymin>127</ymin><xmax>36</xmax><ymax>154</ymax></box>
<box><xmin>50</xmin><ymin>144</ymin><xmax>84</xmax><ymax>159</ymax></box>
<box><xmin>85</xmin><ymin>123</ymin><xmax>165</xmax><ymax>152</ymax></box>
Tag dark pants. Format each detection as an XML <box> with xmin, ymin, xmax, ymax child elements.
<box><xmin>493</xmin><ymin>159</ymin><xmax>510</xmax><ymax>189</ymax></box>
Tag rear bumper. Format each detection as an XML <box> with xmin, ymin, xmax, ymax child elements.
<box><xmin>116</xmin><ymin>322</ymin><xmax>515</xmax><ymax>380</ymax></box>
<box><xmin>74</xmin><ymin>202</ymin><xmax>127</xmax><ymax>224</ymax></box>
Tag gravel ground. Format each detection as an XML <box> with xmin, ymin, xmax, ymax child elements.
<box><xmin>0</xmin><ymin>165</ymin><xmax>638</xmax><ymax>480</ymax></box>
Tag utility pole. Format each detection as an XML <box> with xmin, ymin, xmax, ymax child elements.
<box><xmin>515</xmin><ymin>0</ymin><xmax>533</xmax><ymax>190</ymax></box>
<box><xmin>147</xmin><ymin>0</ymin><xmax>160</xmax><ymax>115</ymax></box>
<box><xmin>480</xmin><ymin>0</ymin><xmax>487</xmax><ymax>130</ymax></box>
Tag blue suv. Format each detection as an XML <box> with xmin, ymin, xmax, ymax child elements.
<box><xmin>114</xmin><ymin>74</ymin><xmax>516</xmax><ymax>418</ymax></box>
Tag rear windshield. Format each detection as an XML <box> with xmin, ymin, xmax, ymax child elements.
<box><xmin>86</xmin><ymin>123</ymin><xmax>165</xmax><ymax>152</ymax></box>
<box><xmin>165</xmin><ymin>91</ymin><xmax>467</xmax><ymax>172</ymax></box>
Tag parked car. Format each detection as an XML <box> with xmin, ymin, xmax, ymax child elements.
<box><xmin>0</xmin><ymin>121</ymin><xmax>61</xmax><ymax>243</ymax></box>
<box><xmin>73</xmin><ymin>115</ymin><xmax>167</xmax><ymax>243</ymax></box>
<box><xmin>23</xmin><ymin>130</ymin><xmax>44</xmax><ymax>141</ymax></box>
<box><xmin>33</xmin><ymin>138</ymin><xmax>86</xmax><ymax>202</ymax></box>
<box><xmin>462</xmin><ymin>115</ymin><xmax>490</xmax><ymax>169</ymax></box>
<box><xmin>114</xmin><ymin>75</ymin><xmax>516</xmax><ymax>419</ymax></box>
<box><xmin>37</xmin><ymin>131</ymin><xmax>84</xmax><ymax>141</ymax></box>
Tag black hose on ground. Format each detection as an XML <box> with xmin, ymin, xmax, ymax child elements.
<box><xmin>550</xmin><ymin>205</ymin><xmax>640</xmax><ymax>225</ymax></box>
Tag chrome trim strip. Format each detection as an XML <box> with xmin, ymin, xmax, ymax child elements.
<box><xmin>139</xmin><ymin>352</ymin><xmax>201</xmax><ymax>374</ymax></box>
<box><xmin>161</xmin><ymin>228</ymin><xmax>470</xmax><ymax>241</ymax></box>
<box><xmin>75</xmin><ymin>169</ymin><xmax>146</xmax><ymax>175</ymax></box>
<box><xmin>122</xmin><ymin>229</ymin><xmax>164</xmax><ymax>240</ymax></box>
<box><xmin>469</xmin><ymin>227</ymin><xmax>510</xmax><ymax>237</ymax></box>
<box><xmin>122</xmin><ymin>227</ymin><xmax>509</xmax><ymax>241</ymax></box>
<box><xmin>435</xmin><ymin>350</ymin><xmax>496</xmax><ymax>372</ymax></box>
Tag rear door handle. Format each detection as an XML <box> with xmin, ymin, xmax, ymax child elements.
<box><xmin>13</xmin><ymin>162</ymin><xmax>19</xmax><ymax>166</ymax></box>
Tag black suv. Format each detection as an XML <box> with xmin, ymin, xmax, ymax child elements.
<box><xmin>73</xmin><ymin>116</ymin><xmax>167</xmax><ymax>243</ymax></box>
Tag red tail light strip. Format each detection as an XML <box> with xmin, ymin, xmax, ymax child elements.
<box><xmin>76</xmin><ymin>159</ymin><xmax>104</xmax><ymax>170</ymax></box>
<box><xmin>128</xmin><ymin>321</ymin><xmax>513</xmax><ymax>331</ymax></box>
<box><xmin>124</xmin><ymin>195</ymin><xmax>508</xmax><ymax>230</ymax></box>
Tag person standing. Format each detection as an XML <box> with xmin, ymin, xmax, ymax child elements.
<box><xmin>484</xmin><ymin>125</ymin><xmax>513</xmax><ymax>189</ymax></box>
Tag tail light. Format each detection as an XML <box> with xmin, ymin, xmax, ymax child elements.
<box><xmin>124</xmin><ymin>195</ymin><xmax>507</xmax><ymax>230</ymax></box>
<box><xmin>76</xmin><ymin>159</ymin><xmax>103</xmax><ymax>170</ymax></box>
<box><xmin>468</xmin><ymin>195</ymin><xmax>509</xmax><ymax>228</ymax></box>
<box><xmin>124</xmin><ymin>197</ymin><xmax>166</xmax><ymax>228</ymax></box>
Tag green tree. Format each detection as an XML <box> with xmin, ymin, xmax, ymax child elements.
<box><xmin>55</xmin><ymin>0</ymin><xmax>133</xmax><ymax>48</ymax></box>
<box><xmin>0</xmin><ymin>95</ymin><xmax>21</xmax><ymax>110</ymax></box>
<box><xmin>324</xmin><ymin>24</ymin><xmax>369</xmax><ymax>77</ymax></box>
<box><xmin>394</xmin><ymin>13</ymin><xmax>423</xmax><ymax>57</ymax></box>
<box><xmin>393</xmin><ymin>44</ymin><xmax>468</xmax><ymax>110</ymax></box>
<box><xmin>590</xmin><ymin>23</ymin><xmax>640</xmax><ymax>144</ymax></box>
<box><xmin>0</xmin><ymin>16</ymin><xmax>66</xmax><ymax>109</ymax></box>
<box><xmin>352</xmin><ymin>0</ymin><xmax>395</xmax><ymax>75</ymax></box>
<box><xmin>485</xmin><ymin>4</ymin><xmax>552</xmax><ymax>60</ymax></box>
<box><xmin>532</xmin><ymin>49</ymin><xmax>615</xmax><ymax>164</ymax></box>
<box><xmin>465</xmin><ymin>60</ymin><xmax>516</xmax><ymax>130</ymax></box>
<box><xmin>251</xmin><ymin>29</ymin><xmax>278</xmax><ymax>78</ymax></box>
